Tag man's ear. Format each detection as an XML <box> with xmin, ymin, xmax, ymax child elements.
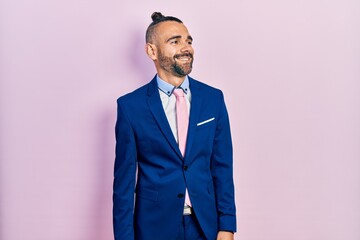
<box><xmin>145</xmin><ymin>43</ymin><xmax>157</xmax><ymax>61</ymax></box>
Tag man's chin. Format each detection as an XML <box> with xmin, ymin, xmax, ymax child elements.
<box><xmin>173</xmin><ymin>64</ymin><xmax>192</xmax><ymax>77</ymax></box>
<box><xmin>176</xmin><ymin>69</ymin><xmax>192</xmax><ymax>77</ymax></box>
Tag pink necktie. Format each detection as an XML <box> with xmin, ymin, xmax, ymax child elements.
<box><xmin>173</xmin><ymin>89</ymin><xmax>188</xmax><ymax>156</ymax></box>
<box><xmin>173</xmin><ymin>88</ymin><xmax>191</xmax><ymax>206</ymax></box>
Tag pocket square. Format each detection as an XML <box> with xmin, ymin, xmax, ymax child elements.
<box><xmin>197</xmin><ymin>117</ymin><xmax>215</xmax><ymax>126</ymax></box>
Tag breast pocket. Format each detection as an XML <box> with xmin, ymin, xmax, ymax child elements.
<box><xmin>196</xmin><ymin>117</ymin><xmax>216</xmax><ymax>135</ymax></box>
<box><xmin>196</xmin><ymin>117</ymin><xmax>215</xmax><ymax>128</ymax></box>
<box><xmin>193</xmin><ymin>118</ymin><xmax>216</xmax><ymax>152</ymax></box>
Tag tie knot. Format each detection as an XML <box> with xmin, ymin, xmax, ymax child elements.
<box><xmin>173</xmin><ymin>88</ymin><xmax>185</xmax><ymax>97</ymax></box>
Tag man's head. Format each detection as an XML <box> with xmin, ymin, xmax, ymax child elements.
<box><xmin>145</xmin><ymin>12</ymin><xmax>194</xmax><ymax>82</ymax></box>
<box><xmin>145</xmin><ymin>12</ymin><xmax>183</xmax><ymax>44</ymax></box>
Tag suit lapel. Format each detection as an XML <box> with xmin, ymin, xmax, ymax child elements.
<box><xmin>147</xmin><ymin>77</ymin><xmax>183</xmax><ymax>159</ymax></box>
<box><xmin>184</xmin><ymin>78</ymin><xmax>202</xmax><ymax>160</ymax></box>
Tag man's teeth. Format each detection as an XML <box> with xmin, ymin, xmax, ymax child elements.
<box><xmin>177</xmin><ymin>57</ymin><xmax>191</xmax><ymax>61</ymax></box>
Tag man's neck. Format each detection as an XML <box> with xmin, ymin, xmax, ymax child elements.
<box><xmin>157</xmin><ymin>72</ymin><xmax>185</xmax><ymax>87</ymax></box>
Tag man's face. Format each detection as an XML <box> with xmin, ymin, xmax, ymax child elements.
<box><xmin>153</xmin><ymin>21</ymin><xmax>194</xmax><ymax>77</ymax></box>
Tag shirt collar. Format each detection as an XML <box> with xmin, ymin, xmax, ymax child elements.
<box><xmin>157</xmin><ymin>75</ymin><xmax>190</xmax><ymax>96</ymax></box>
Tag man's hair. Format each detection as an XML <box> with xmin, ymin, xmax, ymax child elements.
<box><xmin>145</xmin><ymin>12</ymin><xmax>183</xmax><ymax>43</ymax></box>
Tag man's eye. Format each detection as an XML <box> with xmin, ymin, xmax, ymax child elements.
<box><xmin>171</xmin><ymin>40</ymin><xmax>178</xmax><ymax>44</ymax></box>
<box><xmin>188</xmin><ymin>41</ymin><xmax>192</xmax><ymax>45</ymax></box>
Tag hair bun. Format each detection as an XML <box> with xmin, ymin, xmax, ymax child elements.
<box><xmin>151</xmin><ymin>12</ymin><xmax>164</xmax><ymax>22</ymax></box>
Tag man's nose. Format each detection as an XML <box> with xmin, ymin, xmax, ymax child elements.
<box><xmin>180</xmin><ymin>42</ymin><xmax>192</xmax><ymax>52</ymax></box>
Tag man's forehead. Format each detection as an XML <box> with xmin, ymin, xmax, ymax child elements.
<box><xmin>156</xmin><ymin>21</ymin><xmax>190</xmax><ymax>37</ymax></box>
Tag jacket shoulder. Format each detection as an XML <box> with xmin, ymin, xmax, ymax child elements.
<box><xmin>189</xmin><ymin>77</ymin><xmax>224</xmax><ymax>98</ymax></box>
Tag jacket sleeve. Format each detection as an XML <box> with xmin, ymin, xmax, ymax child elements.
<box><xmin>113</xmin><ymin>99</ymin><xmax>137</xmax><ymax>240</ymax></box>
<box><xmin>211</xmin><ymin>91</ymin><xmax>237</xmax><ymax>232</ymax></box>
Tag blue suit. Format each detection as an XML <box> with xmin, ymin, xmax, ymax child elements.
<box><xmin>113</xmin><ymin>76</ymin><xmax>236</xmax><ymax>240</ymax></box>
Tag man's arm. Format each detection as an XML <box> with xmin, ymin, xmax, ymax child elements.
<box><xmin>113</xmin><ymin>99</ymin><xmax>137</xmax><ymax>240</ymax></box>
<box><xmin>211</xmin><ymin>91</ymin><xmax>237</xmax><ymax>233</ymax></box>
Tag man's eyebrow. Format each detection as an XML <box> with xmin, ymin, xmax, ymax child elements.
<box><xmin>166</xmin><ymin>35</ymin><xmax>181</xmax><ymax>42</ymax></box>
<box><xmin>166</xmin><ymin>35</ymin><xmax>193</xmax><ymax>42</ymax></box>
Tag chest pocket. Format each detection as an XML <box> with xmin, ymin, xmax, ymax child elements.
<box><xmin>193</xmin><ymin>117</ymin><xmax>216</xmax><ymax>151</ymax></box>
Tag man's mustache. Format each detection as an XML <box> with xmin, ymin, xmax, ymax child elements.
<box><xmin>174</xmin><ymin>53</ymin><xmax>193</xmax><ymax>59</ymax></box>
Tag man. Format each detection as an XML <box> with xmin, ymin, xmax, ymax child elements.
<box><xmin>113</xmin><ymin>12</ymin><xmax>236</xmax><ymax>240</ymax></box>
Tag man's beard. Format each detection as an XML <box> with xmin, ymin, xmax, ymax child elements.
<box><xmin>157</xmin><ymin>50</ymin><xmax>194</xmax><ymax>77</ymax></box>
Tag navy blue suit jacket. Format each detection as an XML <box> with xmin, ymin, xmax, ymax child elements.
<box><xmin>113</xmin><ymin>76</ymin><xmax>236</xmax><ymax>240</ymax></box>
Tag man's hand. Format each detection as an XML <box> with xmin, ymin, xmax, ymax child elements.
<box><xmin>217</xmin><ymin>231</ymin><xmax>234</xmax><ymax>240</ymax></box>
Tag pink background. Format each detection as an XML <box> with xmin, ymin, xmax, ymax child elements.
<box><xmin>1</xmin><ymin>1</ymin><xmax>359</xmax><ymax>239</ymax></box>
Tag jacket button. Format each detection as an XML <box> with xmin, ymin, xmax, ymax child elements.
<box><xmin>177</xmin><ymin>193</ymin><xmax>184</xmax><ymax>198</ymax></box>
<box><xmin>183</xmin><ymin>166</ymin><xmax>188</xmax><ymax>171</ymax></box>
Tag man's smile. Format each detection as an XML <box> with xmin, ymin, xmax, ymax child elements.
<box><xmin>174</xmin><ymin>53</ymin><xmax>193</xmax><ymax>62</ymax></box>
